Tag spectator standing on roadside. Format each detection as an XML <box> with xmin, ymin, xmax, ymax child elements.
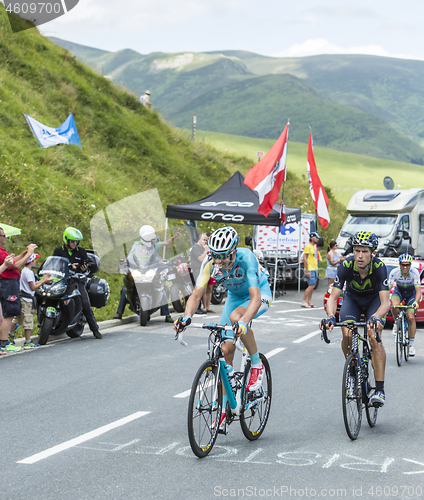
<box><xmin>189</xmin><ymin>233</ymin><xmax>215</xmax><ymax>314</ymax></box>
<box><xmin>9</xmin><ymin>253</ymin><xmax>53</xmax><ymax>350</ymax></box>
<box><xmin>325</xmin><ymin>241</ymin><xmax>345</xmax><ymax>286</ymax></box>
<box><xmin>301</xmin><ymin>231</ymin><xmax>322</xmax><ymax>308</ymax></box>
<box><xmin>0</xmin><ymin>228</ymin><xmax>38</xmax><ymax>353</ymax></box>
<box><xmin>140</xmin><ymin>90</ymin><xmax>151</xmax><ymax>109</ymax></box>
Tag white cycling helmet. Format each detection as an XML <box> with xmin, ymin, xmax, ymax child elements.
<box><xmin>139</xmin><ymin>225</ymin><xmax>157</xmax><ymax>246</ymax></box>
<box><xmin>208</xmin><ymin>227</ymin><xmax>239</xmax><ymax>258</ymax></box>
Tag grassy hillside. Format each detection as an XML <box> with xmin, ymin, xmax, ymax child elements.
<box><xmin>188</xmin><ymin>129</ymin><xmax>424</xmax><ymax>207</ymax></box>
<box><xmin>51</xmin><ymin>38</ymin><xmax>424</xmax><ymax>162</ymax></box>
<box><xmin>209</xmin><ymin>51</ymin><xmax>424</xmax><ymax>145</ymax></box>
<box><xmin>0</xmin><ymin>8</ymin><xmax>346</xmax><ymax>324</ymax></box>
<box><xmin>172</xmin><ymin>74</ymin><xmax>424</xmax><ymax>164</ymax></box>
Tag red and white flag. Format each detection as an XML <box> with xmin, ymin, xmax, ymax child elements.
<box><xmin>307</xmin><ymin>131</ymin><xmax>330</xmax><ymax>229</ymax></box>
<box><xmin>244</xmin><ymin>123</ymin><xmax>289</xmax><ymax>217</ymax></box>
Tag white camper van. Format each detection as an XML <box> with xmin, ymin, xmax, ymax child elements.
<box><xmin>337</xmin><ymin>188</ymin><xmax>424</xmax><ymax>257</ymax></box>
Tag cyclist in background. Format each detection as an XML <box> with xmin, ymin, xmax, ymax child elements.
<box><xmin>174</xmin><ymin>226</ymin><xmax>272</xmax><ymax>429</ymax></box>
<box><xmin>389</xmin><ymin>253</ymin><xmax>421</xmax><ymax>357</ymax></box>
<box><xmin>323</xmin><ymin>231</ymin><xmax>390</xmax><ymax>407</ymax></box>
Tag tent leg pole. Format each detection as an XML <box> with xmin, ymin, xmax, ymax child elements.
<box><xmin>163</xmin><ymin>218</ymin><xmax>168</xmax><ymax>259</ymax></box>
<box><xmin>273</xmin><ymin>229</ymin><xmax>280</xmax><ymax>301</ymax></box>
<box><xmin>298</xmin><ymin>222</ymin><xmax>301</xmax><ymax>293</ymax></box>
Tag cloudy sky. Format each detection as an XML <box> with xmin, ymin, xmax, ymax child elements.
<box><xmin>34</xmin><ymin>0</ymin><xmax>424</xmax><ymax>60</ymax></box>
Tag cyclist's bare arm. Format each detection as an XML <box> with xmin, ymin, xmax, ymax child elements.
<box><xmin>368</xmin><ymin>290</ymin><xmax>390</xmax><ymax>336</ymax></box>
<box><xmin>415</xmin><ymin>285</ymin><xmax>422</xmax><ymax>303</ymax></box>
<box><xmin>187</xmin><ymin>285</ymin><xmax>205</xmax><ymax>315</ymax></box>
<box><xmin>325</xmin><ymin>287</ymin><xmax>342</xmax><ymax>331</ymax></box>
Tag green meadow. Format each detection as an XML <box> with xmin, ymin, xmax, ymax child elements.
<box><xmin>187</xmin><ymin>129</ymin><xmax>424</xmax><ymax>206</ymax></box>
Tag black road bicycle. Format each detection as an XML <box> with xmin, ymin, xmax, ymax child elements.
<box><xmin>175</xmin><ymin>322</ymin><xmax>272</xmax><ymax>458</ymax></box>
<box><xmin>321</xmin><ymin>320</ymin><xmax>379</xmax><ymax>440</ymax></box>
<box><xmin>394</xmin><ymin>305</ymin><xmax>413</xmax><ymax>367</ymax></box>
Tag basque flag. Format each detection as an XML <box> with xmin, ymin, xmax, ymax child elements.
<box><xmin>244</xmin><ymin>123</ymin><xmax>289</xmax><ymax>217</ymax></box>
<box><xmin>307</xmin><ymin>131</ymin><xmax>330</xmax><ymax>229</ymax></box>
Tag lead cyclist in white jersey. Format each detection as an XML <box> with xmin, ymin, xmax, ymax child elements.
<box><xmin>174</xmin><ymin>227</ymin><xmax>272</xmax><ymax>428</ymax></box>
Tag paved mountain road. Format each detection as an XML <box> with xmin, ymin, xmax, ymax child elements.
<box><xmin>2</xmin><ymin>288</ymin><xmax>424</xmax><ymax>499</ymax></box>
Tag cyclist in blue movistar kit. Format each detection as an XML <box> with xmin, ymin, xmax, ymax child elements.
<box><xmin>389</xmin><ymin>253</ymin><xmax>422</xmax><ymax>356</ymax></box>
<box><xmin>323</xmin><ymin>231</ymin><xmax>390</xmax><ymax>407</ymax></box>
<box><xmin>174</xmin><ymin>227</ymin><xmax>272</xmax><ymax>429</ymax></box>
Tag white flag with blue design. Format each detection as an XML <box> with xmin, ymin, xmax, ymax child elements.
<box><xmin>24</xmin><ymin>113</ymin><xmax>82</xmax><ymax>148</ymax></box>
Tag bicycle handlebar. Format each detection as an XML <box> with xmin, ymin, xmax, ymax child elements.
<box><xmin>175</xmin><ymin>322</ymin><xmax>244</xmax><ymax>350</ymax></box>
<box><xmin>320</xmin><ymin>319</ymin><xmax>381</xmax><ymax>344</ymax></box>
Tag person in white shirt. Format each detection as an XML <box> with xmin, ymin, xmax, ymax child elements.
<box><xmin>9</xmin><ymin>254</ymin><xmax>53</xmax><ymax>349</ymax></box>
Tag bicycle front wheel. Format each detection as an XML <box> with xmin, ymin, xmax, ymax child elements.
<box><xmin>187</xmin><ymin>360</ymin><xmax>222</xmax><ymax>458</ymax></box>
<box><xmin>240</xmin><ymin>354</ymin><xmax>272</xmax><ymax>441</ymax></box>
<box><xmin>342</xmin><ymin>353</ymin><xmax>362</xmax><ymax>440</ymax></box>
<box><xmin>365</xmin><ymin>355</ymin><xmax>378</xmax><ymax>427</ymax></box>
<box><xmin>396</xmin><ymin>318</ymin><xmax>403</xmax><ymax>367</ymax></box>
<box><xmin>404</xmin><ymin>322</ymin><xmax>410</xmax><ymax>362</ymax></box>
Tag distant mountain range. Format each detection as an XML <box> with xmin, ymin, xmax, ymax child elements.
<box><xmin>50</xmin><ymin>38</ymin><xmax>424</xmax><ymax>165</ymax></box>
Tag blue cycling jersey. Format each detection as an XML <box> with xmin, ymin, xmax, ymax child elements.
<box><xmin>196</xmin><ymin>247</ymin><xmax>269</xmax><ymax>297</ymax></box>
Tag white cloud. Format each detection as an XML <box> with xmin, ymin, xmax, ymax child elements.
<box><xmin>40</xmin><ymin>0</ymin><xmax>244</xmax><ymax>35</ymax></box>
<box><xmin>274</xmin><ymin>38</ymin><xmax>424</xmax><ymax>61</ymax></box>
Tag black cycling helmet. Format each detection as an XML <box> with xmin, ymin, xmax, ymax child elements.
<box><xmin>352</xmin><ymin>231</ymin><xmax>378</xmax><ymax>250</ymax></box>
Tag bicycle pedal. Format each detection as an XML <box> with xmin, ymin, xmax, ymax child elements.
<box><xmin>252</xmin><ymin>388</ymin><xmax>263</xmax><ymax>399</ymax></box>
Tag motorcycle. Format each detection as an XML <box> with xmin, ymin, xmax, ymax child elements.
<box><xmin>120</xmin><ymin>254</ymin><xmax>193</xmax><ymax>326</ymax></box>
<box><xmin>36</xmin><ymin>252</ymin><xmax>109</xmax><ymax>345</ymax></box>
<box><xmin>210</xmin><ymin>279</ymin><xmax>227</xmax><ymax>305</ymax></box>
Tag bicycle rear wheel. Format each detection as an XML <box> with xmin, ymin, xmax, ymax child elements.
<box><xmin>396</xmin><ymin>317</ymin><xmax>403</xmax><ymax>367</ymax></box>
<box><xmin>365</xmin><ymin>354</ymin><xmax>378</xmax><ymax>427</ymax></box>
<box><xmin>187</xmin><ymin>360</ymin><xmax>222</xmax><ymax>458</ymax></box>
<box><xmin>342</xmin><ymin>353</ymin><xmax>362</xmax><ymax>440</ymax></box>
<box><xmin>240</xmin><ymin>354</ymin><xmax>272</xmax><ymax>441</ymax></box>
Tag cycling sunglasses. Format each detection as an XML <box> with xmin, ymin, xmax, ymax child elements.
<box><xmin>209</xmin><ymin>250</ymin><xmax>231</xmax><ymax>260</ymax></box>
<box><xmin>400</xmin><ymin>263</ymin><xmax>411</xmax><ymax>267</ymax></box>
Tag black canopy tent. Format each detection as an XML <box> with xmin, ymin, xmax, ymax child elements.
<box><xmin>165</xmin><ymin>171</ymin><xmax>302</xmax><ymax>296</ymax></box>
<box><xmin>166</xmin><ymin>171</ymin><xmax>300</xmax><ymax>225</ymax></box>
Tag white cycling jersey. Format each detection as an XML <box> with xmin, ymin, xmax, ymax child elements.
<box><xmin>388</xmin><ymin>266</ymin><xmax>420</xmax><ymax>291</ymax></box>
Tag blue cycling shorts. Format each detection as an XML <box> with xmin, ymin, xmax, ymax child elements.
<box><xmin>220</xmin><ymin>282</ymin><xmax>272</xmax><ymax>338</ymax></box>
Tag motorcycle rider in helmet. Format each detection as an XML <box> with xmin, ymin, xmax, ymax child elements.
<box><xmin>53</xmin><ymin>227</ymin><xmax>102</xmax><ymax>339</ymax></box>
<box><xmin>113</xmin><ymin>225</ymin><xmax>180</xmax><ymax>322</ymax></box>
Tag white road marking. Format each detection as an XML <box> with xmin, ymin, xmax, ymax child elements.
<box><xmin>174</xmin><ymin>389</ymin><xmax>191</xmax><ymax>398</ymax></box>
<box><xmin>17</xmin><ymin>411</ymin><xmax>150</xmax><ymax>464</ymax></box>
<box><xmin>271</xmin><ymin>307</ymin><xmax>323</xmax><ymax>314</ymax></box>
<box><xmin>272</xmin><ymin>299</ymin><xmax>303</xmax><ymax>305</ymax></box>
<box><xmin>265</xmin><ymin>347</ymin><xmax>286</xmax><ymax>358</ymax></box>
<box><xmin>174</xmin><ymin>376</ymin><xmax>216</xmax><ymax>398</ymax></box>
<box><xmin>293</xmin><ymin>330</ymin><xmax>322</xmax><ymax>343</ymax></box>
